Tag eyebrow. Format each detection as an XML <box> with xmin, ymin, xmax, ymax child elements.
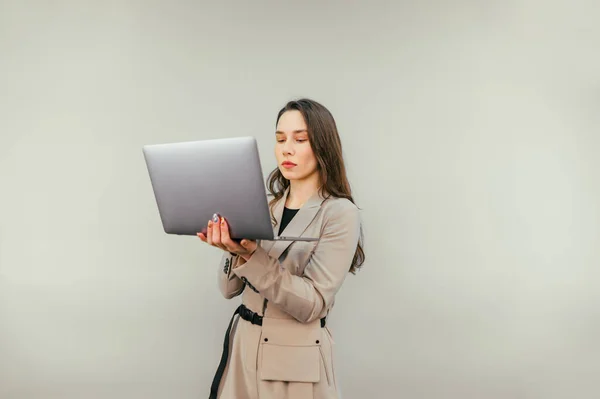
<box><xmin>275</xmin><ymin>129</ymin><xmax>308</xmax><ymax>134</ymax></box>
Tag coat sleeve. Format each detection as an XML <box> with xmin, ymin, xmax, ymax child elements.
<box><xmin>217</xmin><ymin>251</ymin><xmax>245</xmax><ymax>299</ymax></box>
<box><xmin>232</xmin><ymin>204</ymin><xmax>361</xmax><ymax>323</ymax></box>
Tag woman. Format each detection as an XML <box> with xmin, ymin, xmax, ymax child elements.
<box><xmin>197</xmin><ymin>98</ymin><xmax>365</xmax><ymax>399</ymax></box>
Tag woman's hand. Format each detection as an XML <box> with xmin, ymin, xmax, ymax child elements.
<box><xmin>197</xmin><ymin>214</ymin><xmax>257</xmax><ymax>261</ymax></box>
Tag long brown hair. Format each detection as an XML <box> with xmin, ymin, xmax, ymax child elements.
<box><xmin>266</xmin><ymin>99</ymin><xmax>365</xmax><ymax>274</ymax></box>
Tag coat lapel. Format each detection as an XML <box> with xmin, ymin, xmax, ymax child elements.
<box><xmin>265</xmin><ymin>186</ymin><xmax>327</xmax><ymax>260</ymax></box>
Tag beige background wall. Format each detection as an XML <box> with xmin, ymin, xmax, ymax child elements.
<box><xmin>1</xmin><ymin>1</ymin><xmax>599</xmax><ymax>398</ymax></box>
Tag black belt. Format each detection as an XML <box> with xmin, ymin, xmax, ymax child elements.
<box><xmin>209</xmin><ymin>304</ymin><xmax>326</xmax><ymax>398</ymax></box>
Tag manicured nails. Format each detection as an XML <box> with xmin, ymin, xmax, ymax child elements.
<box><xmin>212</xmin><ymin>213</ymin><xmax>220</xmax><ymax>223</ymax></box>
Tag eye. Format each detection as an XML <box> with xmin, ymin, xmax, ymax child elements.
<box><xmin>296</xmin><ymin>139</ymin><xmax>307</xmax><ymax>143</ymax></box>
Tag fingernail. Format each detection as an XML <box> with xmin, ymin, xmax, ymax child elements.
<box><xmin>208</xmin><ymin>220</ymin><xmax>212</xmax><ymax>227</ymax></box>
<box><xmin>221</xmin><ymin>218</ymin><xmax>225</xmax><ymax>225</ymax></box>
<box><xmin>212</xmin><ymin>213</ymin><xmax>220</xmax><ymax>223</ymax></box>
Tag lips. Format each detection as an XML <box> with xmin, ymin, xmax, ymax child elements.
<box><xmin>282</xmin><ymin>161</ymin><xmax>297</xmax><ymax>167</ymax></box>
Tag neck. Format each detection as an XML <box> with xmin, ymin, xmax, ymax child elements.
<box><xmin>286</xmin><ymin>173</ymin><xmax>320</xmax><ymax>209</ymax></box>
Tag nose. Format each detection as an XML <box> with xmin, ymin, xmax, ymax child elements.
<box><xmin>282</xmin><ymin>139</ymin><xmax>294</xmax><ymax>155</ymax></box>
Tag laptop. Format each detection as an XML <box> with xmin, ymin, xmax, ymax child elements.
<box><xmin>142</xmin><ymin>136</ymin><xmax>318</xmax><ymax>241</ymax></box>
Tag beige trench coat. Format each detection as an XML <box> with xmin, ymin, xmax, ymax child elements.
<box><xmin>211</xmin><ymin>187</ymin><xmax>361</xmax><ymax>399</ymax></box>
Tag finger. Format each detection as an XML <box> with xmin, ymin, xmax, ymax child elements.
<box><xmin>220</xmin><ymin>218</ymin><xmax>230</xmax><ymax>245</ymax></box>
<box><xmin>219</xmin><ymin>218</ymin><xmax>236</xmax><ymax>252</ymax></box>
<box><xmin>212</xmin><ymin>217</ymin><xmax>221</xmax><ymax>246</ymax></box>
<box><xmin>213</xmin><ymin>217</ymin><xmax>229</xmax><ymax>252</ymax></box>
<box><xmin>220</xmin><ymin>218</ymin><xmax>241</xmax><ymax>252</ymax></box>
<box><xmin>197</xmin><ymin>232</ymin><xmax>207</xmax><ymax>242</ymax></box>
<box><xmin>206</xmin><ymin>220</ymin><xmax>213</xmax><ymax>245</ymax></box>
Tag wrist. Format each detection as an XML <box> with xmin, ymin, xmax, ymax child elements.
<box><xmin>241</xmin><ymin>249</ymin><xmax>256</xmax><ymax>262</ymax></box>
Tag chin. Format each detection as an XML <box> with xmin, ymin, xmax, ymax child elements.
<box><xmin>280</xmin><ymin>169</ymin><xmax>300</xmax><ymax>181</ymax></box>
<box><xmin>280</xmin><ymin>170</ymin><xmax>294</xmax><ymax>179</ymax></box>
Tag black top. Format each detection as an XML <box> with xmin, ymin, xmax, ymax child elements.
<box><xmin>278</xmin><ymin>207</ymin><xmax>300</xmax><ymax>236</ymax></box>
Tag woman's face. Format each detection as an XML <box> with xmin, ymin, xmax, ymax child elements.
<box><xmin>275</xmin><ymin>110</ymin><xmax>319</xmax><ymax>183</ymax></box>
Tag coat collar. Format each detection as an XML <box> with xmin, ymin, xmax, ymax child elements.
<box><xmin>262</xmin><ymin>186</ymin><xmax>328</xmax><ymax>259</ymax></box>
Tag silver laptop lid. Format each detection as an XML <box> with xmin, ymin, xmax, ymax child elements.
<box><xmin>142</xmin><ymin>136</ymin><xmax>275</xmax><ymax>239</ymax></box>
